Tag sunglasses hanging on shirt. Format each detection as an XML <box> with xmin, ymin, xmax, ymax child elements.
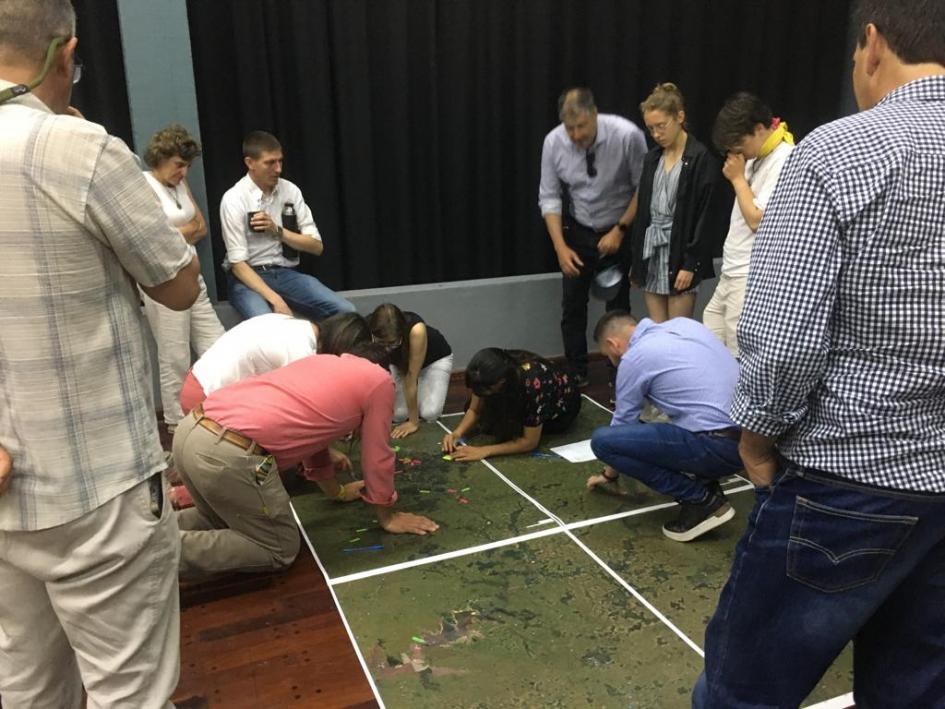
<box><xmin>585</xmin><ymin>150</ymin><xmax>597</xmax><ymax>178</ymax></box>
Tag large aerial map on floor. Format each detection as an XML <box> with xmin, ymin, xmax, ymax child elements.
<box><xmin>291</xmin><ymin>396</ymin><xmax>853</xmax><ymax>708</ymax></box>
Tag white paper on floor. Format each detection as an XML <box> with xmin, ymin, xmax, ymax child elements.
<box><xmin>549</xmin><ymin>439</ymin><xmax>597</xmax><ymax>463</ymax></box>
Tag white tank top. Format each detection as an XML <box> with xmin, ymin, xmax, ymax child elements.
<box><xmin>143</xmin><ymin>171</ymin><xmax>197</xmax><ymax>255</ymax></box>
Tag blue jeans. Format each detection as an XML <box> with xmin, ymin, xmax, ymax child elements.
<box><xmin>590</xmin><ymin>423</ymin><xmax>743</xmax><ymax>503</ymax></box>
<box><xmin>227</xmin><ymin>267</ymin><xmax>356</xmax><ymax>321</ymax></box>
<box><xmin>693</xmin><ymin>463</ymin><xmax>945</xmax><ymax>708</ymax></box>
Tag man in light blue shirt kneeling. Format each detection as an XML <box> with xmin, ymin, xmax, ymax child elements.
<box><xmin>587</xmin><ymin>310</ymin><xmax>743</xmax><ymax>541</ymax></box>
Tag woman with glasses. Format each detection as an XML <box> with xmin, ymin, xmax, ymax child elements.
<box><xmin>140</xmin><ymin>124</ymin><xmax>224</xmax><ymax>432</ymax></box>
<box><xmin>367</xmin><ymin>303</ymin><xmax>453</xmax><ymax>439</ymax></box>
<box><xmin>441</xmin><ymin>348</ymin><xmax>581</xmax><ymax>461</ymax></box>
<box><xmin>630</xmin><ymin>83</ymin><xmax>729</xmax><ymax>322</ymax></box>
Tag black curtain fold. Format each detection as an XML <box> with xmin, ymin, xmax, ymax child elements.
<box><xmin>187</xmin><ymin>0</ymin><xmax>851</xmax><ymax>297</ymax></box>
<box><xmin>71</xmin><ymin>0</ymin><xmax>134</xmax><ymax>150</ymax></box>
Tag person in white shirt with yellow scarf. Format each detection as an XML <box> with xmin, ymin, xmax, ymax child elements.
<box><xmin>703</xmin><ymin>93</ymin><xmax>794</xmax><ymax>358</ymax></box>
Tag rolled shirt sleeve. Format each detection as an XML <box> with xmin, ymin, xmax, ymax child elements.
<box><xmin>84</xmin><ymin>136</ymin><xmax>192</xmax><ymax>287</ymax></box>
<box><xmin>301</xmin><ymin>449</ymin><xmax>334</xmax><ymax>481</ymax></box>
<box><xmin>220</xmin><ymin>188</ymin><xmax>250</xmax><ymax>264</ymax></box>
<box><xmin>292</xmin><ymin>193</ymin><xmax>322</xmax><ymax>241</ymax></box>
<box><xmin>538</xmin><ymin>132</ymin><xmax>563</xmax><ymax>217</ymax></box>
<box><xmin>358</xmin><ymin>378</ymin><xmax>398</xmax><ymax>506</ymax></box>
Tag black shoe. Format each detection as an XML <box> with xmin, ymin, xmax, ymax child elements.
<box><xmin>573</xmin><ymin>373</ymin><xmax>589</xmax><ymax>388</ymax></box>
<box><xmin>662</xmin><ymin>490</ymin><xmax>735</xmax><ymax>542</ymax></box>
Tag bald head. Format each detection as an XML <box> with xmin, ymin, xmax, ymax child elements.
<box><xmin>0</xmin><ymin>0</ymin><xmax>75</xmax><ymax>69</ymax></box>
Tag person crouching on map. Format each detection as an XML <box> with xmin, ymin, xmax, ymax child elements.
<box><xmin>171</xmin><ymin>342</ymin><xmax>439</xmax><ymax>581</ymax></box>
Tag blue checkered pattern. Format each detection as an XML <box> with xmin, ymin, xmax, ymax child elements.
<box><xmin>732</xmin><ymin>77</ymin><xmax>945</xmax><ymax>493</ymax></box>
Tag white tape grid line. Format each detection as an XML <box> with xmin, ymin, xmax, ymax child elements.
<box><xmin>289</xmin><ymin>503</ymin><xmax>387</xmax><ymax>709</ymax></box>
<box><xmin>329</xmin><ymin>526</ymin><xmax>564</xmax><ymax>585</ymax></box>
<box><xmin>295</xmin><ymin>401</ymin><xmax>850</xmax><ymax>706</ymax></box>
<box><xmin>459</xmin><ymin>439</ymin><xmax>707</xmax><ymax>659</ymax></box>
<box><xmin>327</xmin><ymin>486</ymin><xmax>758</xmax><ymax>587</ymax></box>
<box><xmin>804</xmin><ymin>692</ymin><xmax>855</xmax><ymax>709</ymax></box>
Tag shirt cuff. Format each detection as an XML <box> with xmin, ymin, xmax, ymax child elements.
<box><xmin>301</xmin><ymin>450</ymin><xmax>334</xmax><ymax>481</ymax></box>
<box><xmin>539</xmin><ymin>199</ymin><xmax>562</xmax><ymax>217</ymax></box>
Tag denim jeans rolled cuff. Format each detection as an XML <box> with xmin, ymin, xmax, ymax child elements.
<box><xmin>695</xmin><ymin>462</ymin><xmax>945</xmax><ymax>709</ymax></box>
<box><xmin>227</xmin><ymin>268</ymin><xmax>355</xmax><ymax>321</ymax></box>
<box><xmin>590</xmin><ymin>422</ymin><xmax>742</xmax><ymax>503</ymax></box>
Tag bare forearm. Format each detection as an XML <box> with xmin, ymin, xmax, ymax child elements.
<box><xmin>732</xmin><ymin>178</ymin><xmax>763</xmax><ymax>232</ymax></box>
<box><xmin>543</xmin><ymin>213</ymin><xmax>568</xmax><ymax>253</ymax></box>
<box><xmin>452</xmin><ymin>408</ymin><xmax>478</xmax><ymax>438</ymax></box>
<box><xmin>404</xmin><ymin>378</ymin><xmax>420</xmax><ymax>423</ymax></box>
<box><xmin>282</xmin><ymin>229</ymin><xmax>324</xmax><ymax>256</ymax></box>
<box><xmin>479</xmin><ymin>435</ymin><xmax>538</xmax><ymax>458</ymax></box>
<box><xmin>231</xmin><ymin>261</ymin><xmax>280</xmax><ymax>301</ymax></box>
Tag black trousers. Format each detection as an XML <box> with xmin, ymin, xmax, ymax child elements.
<box><xmin>560</xmin><ymin>218</ymin><xmax>631</xmax><ymax>378</ymax></box>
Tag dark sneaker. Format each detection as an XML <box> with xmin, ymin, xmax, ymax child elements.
<box><xmin>662</xmin><ymin>490</ymin><xmax>735</xmax><ymax>542</ymax></box>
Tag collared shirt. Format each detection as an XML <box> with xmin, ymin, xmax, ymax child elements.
<box><xmin>0</xmin><ymin>82</ymin><xmax>193</xmax><ymax>531</ymax></box>
<box><xmin>202</xmin><ymin>353</ymin><xmax>398</xmax><ymax>506</ymax></box>
<box><xmin>732</xmin><ymin>76</ymin><xmax>945</xmax><ymax>493</ymax></box>
<box><xmin>613</xmin><ymin>318</ymin><xmax>739</xmax><ymax>432</ymax></box>
<box><xmin>538</xmin><ymin>114</ymin><xmax>647</xmax><ymax>230</ymax></box>
<box><xmin>192</xmin><ymin>313</ymin><xmax>317</xmax><ymax>394</ymax></box>
<box><xmin>220</xmin><ymin>174</ymin><xmax>321</xmax><ymax>269</ymax></box>
<box><xmin>720</xmin><ymin>141</ymin><xmax>793</xmax><ymax>278</ymax></box>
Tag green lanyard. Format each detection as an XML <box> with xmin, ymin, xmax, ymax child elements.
<box><xmin>0</xmin><ymin>36</ymin><xmax>67</xmax><ymax>107</ymax></box>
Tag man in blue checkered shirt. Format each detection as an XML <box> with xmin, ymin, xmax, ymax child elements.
<box><xmin>695</xmin><ymin>1</ymin><xmax>945</xmax><ymax>706</ymax></box>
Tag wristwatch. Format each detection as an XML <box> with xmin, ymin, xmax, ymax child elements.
<box><xmin>617</xmin><ymin>222</ymin><xmax>630</xmax><ymax>233</ymax></box>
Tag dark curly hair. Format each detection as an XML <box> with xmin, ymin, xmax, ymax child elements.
<box><xmin>143</xmin><ymin>124</ymin><xmax>202</xmax><ymax>168</ymax></box>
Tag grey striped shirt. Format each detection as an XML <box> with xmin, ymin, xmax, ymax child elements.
<box><xmin>0</xmin><ymin>84</ymin><xmax>193</xmax><ymax>530</ymax></box>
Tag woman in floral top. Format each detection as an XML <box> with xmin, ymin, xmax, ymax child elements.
<box><xmin>442</xmin><ymin>348</ymin><xmax>581</xmax><ymax>461</ymax></box>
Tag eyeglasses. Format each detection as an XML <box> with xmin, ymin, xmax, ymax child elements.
<box><xmin>371</xmin><ymin>334</ymin><xmax>402</xmax><ymax>350</ymax></box>
<box><xmin>72</xmin><ymin>53</ymin><xmax>83</xmax><ymax>85</ymax></box>
<box><xmin>586</xmin><ymin>150</ymin><xmax>597</xmax><ymax>178</ymax></box>
<box><xmin>646</xmin><ymin>120</ymin><xmax>672</xmax><ymax>135</ymax></box>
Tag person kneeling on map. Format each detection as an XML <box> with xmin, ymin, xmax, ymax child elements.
<box><xmin>172</xmin><ymin>343</ymin><xmax>439</xmax><ymax>581</ymax></box>
<box><xmin>586</xmin><ymin>311</ymin><xmax>743</xmax><ymax>542</ymax></box>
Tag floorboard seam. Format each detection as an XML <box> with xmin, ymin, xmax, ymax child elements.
<box><xmin>290</xmin><ymin>503</ymin><xmax>387</xmax><ymax>709</ymax></box>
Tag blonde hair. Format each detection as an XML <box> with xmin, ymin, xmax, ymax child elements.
<box><xmin>640</xmin><ymin>82</ymin><xmax>686</xmax><ymax>117</ymax></box>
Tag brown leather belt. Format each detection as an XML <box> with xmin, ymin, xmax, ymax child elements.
<box><xmin>192</xmin><ymin>404</ymin><xmax>268</xmax><ymax>455</ymax></box>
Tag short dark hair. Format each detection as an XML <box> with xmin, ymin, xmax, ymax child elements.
<box><xmin>316</xmin><ymin>313</ymin><xmax>370</xmax><ymax>356</ymax></box>
<box><xmin>712</xmin><ymin>92</ymin><xmax>774</xmax><ymax>153</ymax></box>
<box><xmin>347</xmin><ymin>341</ymin><xmax>391</xmax><ymax>369</ymax></box>
<box><xmin>242</xmin><ymin>131</ymin><xmax>282</xmax><ymax>160</ymax></box>
<box><xmin>593</xmin><ymin>310</ymin><xmax>636</xmax><ymax>342</ymax></box>
<box><xmin>144</xmin><ymin>124</ymin><xmax>202</xmax><ymax>168</ymax></box>
<box><xmin>851</xmin><ymin>0</ymin><xmax>945</xmax><ymax>66</ymax></box>
<box><xmin>558</xmin><ymin>87</ymin><xmax>596</xmax><ymax>121</ymax></box>
<box><xmin>0</xmin><ymin>0</ymin><xmax>74</xmax><ymax>62</ymax></box>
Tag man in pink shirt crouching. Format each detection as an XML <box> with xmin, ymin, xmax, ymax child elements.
<box><xmin>171</xmin><ymin>344</ymin><xmax>439</xmax><ymax>580</ymax></box>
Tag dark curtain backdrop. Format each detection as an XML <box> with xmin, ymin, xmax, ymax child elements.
<box><xmin>71</xmin><ymin>0</ymin><xmax>134</xmax><ymax>149</ymax></box>
<box><xmin>187</xmin><ymin>0</ymin><xmax>852</xmax><ymax>297</ymax></box>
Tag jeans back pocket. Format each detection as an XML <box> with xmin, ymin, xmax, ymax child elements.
<box><xmin>787</xmin><ymin>496</ymin><xmax>917</xmax><ymax>593</ymax></box>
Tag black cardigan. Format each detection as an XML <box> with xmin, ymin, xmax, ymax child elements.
<box><xmin>630</xmin><ymin>134</ymin><xmax>733</xmax><ymax>291</ymax></box>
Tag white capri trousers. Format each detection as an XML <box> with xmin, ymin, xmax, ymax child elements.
<box><xmin>141</xmin><ymin>275</ymin><xmax>225</xmax><ymax>426</ymax></box>
<box><xmin>391</xmin><ymin>353</ymin><xmax>454</xmax><ymax>421</ymax></box>
<box><xmin>702</xmin><ymin>274</ymin><xmax>747</xmax><ymax>359</ymax></box>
